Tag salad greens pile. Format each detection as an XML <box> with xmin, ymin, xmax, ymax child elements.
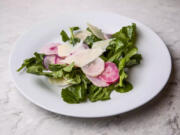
<box><xmin>17</xmin><ymin>23</ymin><xmax>142</xmax><ymax>104</ymax></box>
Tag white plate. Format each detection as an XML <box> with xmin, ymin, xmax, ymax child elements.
<box><xmin>9</xmin><ymin>12</ymin><xmax>171</xmax><ymax>118</ymax></box>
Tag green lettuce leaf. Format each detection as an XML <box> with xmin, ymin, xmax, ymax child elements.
<box><xmin>83</xmin><ymin>35</ymin><xmax>101</xmax><ymax>48</ymax></box>
<box><xmin>61</xmin><ymin>73</ymin><xmax>89</xmax><ymax>103</ymax></box>
<box><xmin>60</xmin><ymin>26</ymin><xmax>80</xmax><ymax>45</ymax></box>
<box><xmin>88</xmin><ymin>85</ymin><xmax>114</xmax><ymax>102</ymax></box>
<box><xmin>69</xmin><ymin>27</ymin><xmax>80</xmax><ymax>45</ymax></box>
<box><xmin>60</xmin><ymin>30</ymin><xmax>70</xmax><ymax>42</ymax></box>
<box><xmin>112</xmin><ymin>23</ymin><xmax>136</xmax><ymax>46</ymax></box>
<box><xmin>125</xmin><ymin>54</ymin><xmax>142</xmax><ymax>68</ymax></box>
<box><xmin>115</xmin><ymin>81</ymin><xmax>133</xmax><ymax>93</ymax></box>
<box><xmin>17</xmin><ymin>52</ymin><xmax>45</xmax><ymax>72</ymax></box>
<box><xmin>63</xmin><ymin>62</ymin><xmax>74</xmax><ymax>72</ymax></box>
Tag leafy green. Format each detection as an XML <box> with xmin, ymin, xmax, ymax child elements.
<box><xmin>61</xmin><ymin>88</ymin><xmax>80</xmax><ymax>103</ymax></box>
<box><xmin>61</xmin><ymin>85</ymin><xmax>86</xmax><ymax>103</ymax></box>
<box><xmin>83</xmin><ymin>35</ymin><xmax>101</xmax><ymax>48</ymax></box>
<box><xmin>61</xmin><ymin>73</ymin><xmax>89</xmax><ymax>103</ymax></box>
<box><xmin>17</xmin><ymin>54</ymin><xmax>81</xmax><ymax>84</ymax></box>
<box><xmin>17</xmin><ymin>52</ymin><xmax>45</xmax><ymax>72</ymax></box>
<box><xmin>125</xmin><ymin>54</ymin><xmax>142</xmax><ymax>68</ymax></box>
<box><xmin>115</xmin><ymin>81</ymin><xmax>133</xmax><ymax>93</ymax></box>
<box><xmin>48</xmin><ymin>64</ymin><xmax>82</xmax><ymax>83</ymax></box>
<box><xmin>117</xmin><ymin>48</ymin><xmax>138</xmax><ymax>87</ymax></box>
<box><xmin>60</xmin><ymin>30</ymin><xmax>70</xmax><ymax>42</ymax></box>
<box><xmin>102</xmin><ymin>23</ymin><xmax>137</xmax><ymax>62</ymax></box>
<box><xmin>86</xmin><ymin>27</ymin><xmax>92</xmax><ymax>33</ymax></box>
<box><xmin>64</xmin><ymin>73</ymin><xmax>81</xmax><ymax>84</ymax></box>
<box><xmin>119</xmin><ymin>70</ymin><xmax>128</xmax><ymax>87</ymax></box>
<box><xmin>70</xmin><ymin>27</ymin><xmax>80</xmax><ymax>31</ymax></box>
<box><xmin>88</xmin><ymin>85</ymin><xmax>114</xmax><ymax>102</ymax></box>
<box><xmin>69</xmin><ymin>27</ymin><xmax>80</xmax><ymax>45</ymax></box>
<box><xmin>101</xmin><ymin>39</ymin><xmax>125</xmax><ymax>64</ymax></box>
<box><xmin>63</xmin><ymin>62</ymin><xmax>74</xmax><ymax>72</ymax></box>
<box><xmin>26</xmin><ymin>65</ymin><xmax>44</xmax><ymax>74</ymax></box>
<box><xmin>48</xmin><ymin>64</ymin><xmax>66</xmax><ymax>71</ymax></box>
<box><xmin>83</xmin><ymin>27</ymin><xmax>102</xmax><ymax>48</ymax></box>
<box><xmin>60</xmin><ymin>26</ymin><xmax>80</xmax><ymax>45</ymax></box>
<box><xmin>112</xmin><ymin>23</ymin><xmax>136</xmax><ymax>46</ymax></box>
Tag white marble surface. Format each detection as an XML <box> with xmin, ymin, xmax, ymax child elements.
<box><xmin>0</xmin><ymin>0</ymin><xmax>180</xmax><ymax>134</ymax></box>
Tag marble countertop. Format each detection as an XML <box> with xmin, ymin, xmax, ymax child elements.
<box><xmin>0</xmin><ymin>0</ymin><xmax>180</xmax><ymax>134</ymax></box>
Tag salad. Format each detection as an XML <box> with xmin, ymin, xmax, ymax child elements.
<box><xmin>17</xmin><ymin>23</ymin><xmax>142</xmax><ymax>104</ymax></box>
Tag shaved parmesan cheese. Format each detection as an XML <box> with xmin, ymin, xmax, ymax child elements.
<box><xmin>92</xmin><ymin>39</ymin><xmax>112</xmax><ymax>51</ymax></box>
<box><xmin>87</xmin><ymin>23</ymin><xmax>106</xmax><ymax>40</ymax></box>
<box><xmin>58</xmin><ymin>41</ymin><xmax>86</xmax><ymax>57</ymax></box>
<box><xmin>75</xmin><ymin>30</ymin><xmax>91</xmax><ymax>40</ymax></box>
<box><xmin>72</xmin><ymin>41</ymin><xmax>87</xmax><ymax>53</ymax></box>
<box><xmin>48</xmin><ymin>78</ymin><xmax>69</xmax><ymax>86</ymax></box>
<box><xmin>58</xmin><ymin>43</ymin><xmax>73</xmax><ymax>57</ymax></box>
<box><xmin>62</xmin><ymin>48</ymin><xmax>103</xmax><ymax>67</ymax></box>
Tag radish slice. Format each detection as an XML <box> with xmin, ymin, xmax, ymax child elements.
<box><xmin>104</xmin><ymin>34</ymin><xmax>112</xmax><ymax>39</ymax></box>
<box><xmin>86</xmin><ymin>75</ymin><xmax>109</xmax><ymax>87</ymax></box>
<box><xmin>55</xmin><ymin>56</ymin><xmax>65</xmax><ymax>65</ymax></box>
<box><xmin>82</xmin><ymin>58</ymin><xmax>104</xmax><ymax>77</ymax></box>
<box><xmin>98</xmin><ymin>62</ymin><xmax>119</xmax><ymax>84</ymax></box>
<box><xmin>43</xmin><ymin>55</ymin><xmax>56</xmax><ymax>69</ymax></box>
<box><xmin>40</xmin><ymin>43</ymin><xmax>60</xmax><ymax>55</ymax></box>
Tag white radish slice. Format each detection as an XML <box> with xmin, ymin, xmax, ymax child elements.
<box><xmin>92</xmin><ymin>39</ymin><xmax>112</xmax><ymax>51</ymax></box>
<box><xmin>55</xmin><ymin>56</ymin><xmax>65</xmax><ymax>65</ymax></box>
<box><xmin>61</xmin><ymin>48</ymin><xmax>103</xmax><ymax>67</ymax></box>
<box><xmin>74</xmin><ymin>30</ymin><xmax>91</xmax><ymax>40</ymax></box>
<box><xmin>82</xmin><ymin>58</ymin><xmax>104</xmax><ymax>77</ymax></box>
<box><xmin>98</xmin><ymin>62</ymin><xmax>119</xmax><ymax>84</ymax></box>
<box><xmin>86</xmin><ymin>75</ymin><xmax>109</xmax><ymax>87</ymax></box>
<box><xmin>40</xmin><ymin>43</ymin><xmax>60</xmax><ymax>55</ymax></box>
<box><xmin>48</xmin><ymin>78</ymin><xmax>69</xmax><ymax>86</ymax></box>
<box><xmin>43</xmin><ymin>55</ymin><xmax>56</xmax><ymax>69</ymax></box>
<box><xmin>87</xmin><ymin>23</ymin><xmax>106</xmax><ymax>40</ymax></box>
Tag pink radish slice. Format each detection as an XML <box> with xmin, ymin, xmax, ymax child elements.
<box><xmin>43</xmin><ymin>55</ymin><xmax>56</xmax><ymax>69</ymax></box>
<box><xmin>98</xmin><ymin>62</ymin><xmax>119</xmax><ymax>84</ymax></box>
<box><xmin>40</xmin><ymin>43</ymin><xmax>60</xmax><ymax>55</ymax></box>
<box><xmin>82</xmin><ymin>58</ymin><xmax>104</xmax><ymax>77</ymax></box>
<box><xmin>55</xmin><ymin>56</ymin><xmax>65</xmax><ymax>65</ymax></box>
<box><xmin>86</xmin><ymin>75</ymin><xmax>110</xmax><ymax>87</ymax></box>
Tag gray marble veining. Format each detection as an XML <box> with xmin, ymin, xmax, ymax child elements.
<box><xmin>0</xmin><ymin>0</ymin><xmax>180</xmax><ymax>134</ymax></box>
